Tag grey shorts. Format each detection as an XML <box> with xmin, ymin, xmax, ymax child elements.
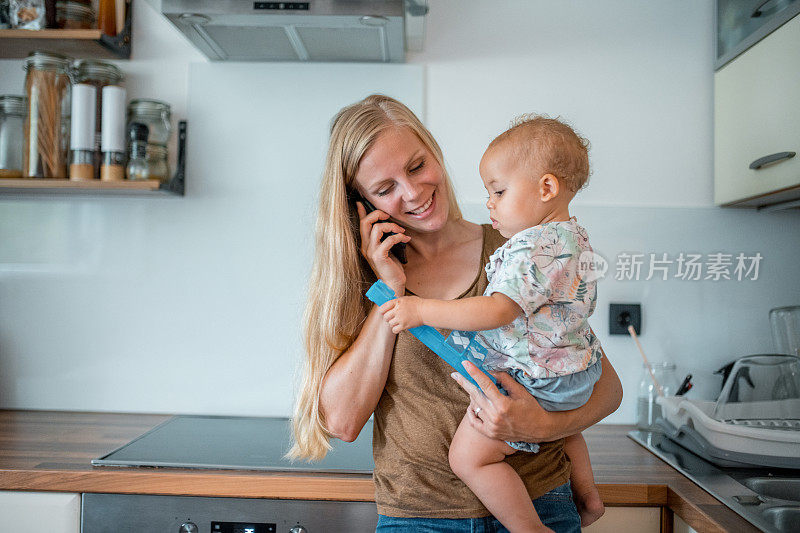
<box><xmin>503</xmin><ymin>358</ymin><xmax>603</xmax><ymax>453</ymax></box>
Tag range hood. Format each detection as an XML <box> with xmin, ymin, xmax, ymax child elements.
<box><xmin>162</xmin><ymin>0</ymin><xmax>427</xmax><ymax>62</ymax></box>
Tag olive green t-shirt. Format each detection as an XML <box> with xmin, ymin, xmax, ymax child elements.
<box><xmin>372</xmin><ymin>224</ymin><xmax>571</xmax><ymax>518</ymax></box>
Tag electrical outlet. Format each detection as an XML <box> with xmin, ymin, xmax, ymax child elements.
<box><xmin>609</xmin><ymin>303</ymin><xmax>641</xmax><ymax>335</ymax></box>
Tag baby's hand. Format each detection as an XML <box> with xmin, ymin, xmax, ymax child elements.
<box><xmin>378</xmin><ymin>296</ymin><xmax>424</xmax><ymax>334</ymax></box>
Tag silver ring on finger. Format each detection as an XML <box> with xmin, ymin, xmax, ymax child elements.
<box><xmin>474</xmin><ymin>406</ymin><xmax>482</xmax><ymax>418</ymax></box>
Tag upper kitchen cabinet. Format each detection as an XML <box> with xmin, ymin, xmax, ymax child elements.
<box><xmin>160</xmin><ymin>0</ymin><xmax>427</xmax><ymax>62</ymax></box>
<box><xmin>0</xmin><ymin>0</ymin><xmax>131</xmax><ymax>59</ymax></box>
<box><xmin>714</xmin><ymin>1</ymin><xmax>800</xmax><ymax>208</ymax></box>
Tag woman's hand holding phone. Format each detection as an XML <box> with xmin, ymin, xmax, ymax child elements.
<box><xmin>356</xmin><ymin>201</ymin><xmax>411</xmax><ymax>296</ymax></box>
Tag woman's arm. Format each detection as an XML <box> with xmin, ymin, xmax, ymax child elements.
<box><xmin>320</xmin><ymin>202</ymin><xmax>410</xmax><ymax>442</ymax></box>
<box><xmin>319</xmin><ymin>304</ymin><xmax>398</xmax><ymax>442</ymax></box>
<box><xmin>451</xmin><ymin>354</ymin><xmax>622</xmax><ymax>442</ymax></box>
<box><xmin>379</xmin><ymin>293</ymin><xmax>521</xmax><ymax>333</ymax></box>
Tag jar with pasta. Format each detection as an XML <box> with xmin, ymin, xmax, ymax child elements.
<box><xmin>23</xmin><ymin>51</ymin><xmax>71</xmax><ymax>179</ymax></box>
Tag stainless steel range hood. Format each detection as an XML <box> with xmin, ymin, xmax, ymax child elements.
<box><xmin>162</xmin><ymin>0</ymin><xmax>427</xmax><ymax>62</ymax></box>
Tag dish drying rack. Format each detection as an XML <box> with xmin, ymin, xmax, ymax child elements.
<box><xmin>657</xmin><ymin>396</ymin><xmax>800</xmax><ymax>468</ymax></box>
<box><xmin>721</xmin><ymin>418</ymin><xmax>800</xmax><ymax>430</ymax></box>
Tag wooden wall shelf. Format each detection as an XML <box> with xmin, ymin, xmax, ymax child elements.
<box><xmin>0</xmin><ymin>178</ymin><xmax>172</xmax><ymax>195</ymax></box>
<box><xmin>0</xmin><ymin>6</ymin><xmax>131</xmax><ymax>60</ymax></box>
<box><xmin>0</xmin><ymin>122</ymin><xmax>187</xmax><ymax>197</ymax></box>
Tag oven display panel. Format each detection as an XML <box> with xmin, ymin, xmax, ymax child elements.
<box><xmin>212</xmin><ymin>522</ymin><xmax>276</xmax><ymax>533</ymax></box>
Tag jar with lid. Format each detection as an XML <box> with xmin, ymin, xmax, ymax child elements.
<box><xmin>127</xmin><ymin>100</ymin><xmax>171</xmax><ymax>183</ymax></box>
<box><xmin>72</xmin><ymin>59</ymin><xmax>124</xmax><ymax>178</ymax></box>
<box><xmin>127</xmin><ymin>99</ymin><xmax>171</xmax><ymax>146</ymax></box>
<box><xmin>56</xmin><ymin>1</ymin><xmax>95</xmax><ymax>29</ymax></box>
<box><xmin>635</xmin><ymin>362</ymin><xmax>679</xmax><ymax>431</ymax></box>
<box><xmin>126</xmin><ymin>122</ymin><xmax>168</xmax><ymax>182</ymax></box>
<box><xmin>0</xmin><ymin>95</ymin><xmax>26</xmax><ymax>179</ymax></box>
<box><xmin>23</xmin><ymin>51</ymin><xmax>72</xmax><ymax>178</ymax></box>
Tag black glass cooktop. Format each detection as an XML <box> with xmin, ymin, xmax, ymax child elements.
<box><xmin>92</xmin><ymin>416</ymin><xmax>374</xmax><ymax>473</ymax></box>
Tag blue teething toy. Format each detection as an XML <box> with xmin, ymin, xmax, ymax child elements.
<box><xmin>366</xmin><ymin>279</ymin><xmax>499</xmax><ymax>391</ymax></box>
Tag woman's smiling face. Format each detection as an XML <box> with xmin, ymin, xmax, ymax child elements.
<box><xmin>353</xmin><ymin>126</ymin><xmax>449</xmax><ymax>233</ymax></box>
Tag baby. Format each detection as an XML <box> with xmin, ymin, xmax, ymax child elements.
<box><xmin>379</xmin><ymin>115</ymin><xmax>605</xmax><ymax>532</ymax></box>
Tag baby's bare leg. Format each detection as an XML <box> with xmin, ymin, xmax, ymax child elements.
<box><xmin>564</xmin><ymin>432</ymin><xmax>604</xmax><ymax>526</ymax></box>
<box><xmin>449</xmin><ymin>413</ymin><xmax>552</xmax><ymax>533</ymax></box>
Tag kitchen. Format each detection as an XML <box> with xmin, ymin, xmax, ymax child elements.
<box><xmin>0</xmin><ymin>0</ymin><xmax>799</xmax><ymax>531</ymax></box>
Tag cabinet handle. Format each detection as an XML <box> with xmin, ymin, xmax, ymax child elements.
<box><xmin>751</xmin><ymin>0</ymin><xmax>779</xmax><ymax>18</ymax></box>
<box><xmin>749</xmin><ymin>151</ymin><xmax>796</xmax><ymax>169</ymax></box>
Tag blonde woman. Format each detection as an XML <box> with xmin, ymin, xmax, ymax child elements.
<box><xmin>289</xmin><ymin>94</ymin><xmax>622</xmax><ymax>532</ymax></box>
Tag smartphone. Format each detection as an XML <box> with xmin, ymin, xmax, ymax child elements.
<box><xmin>356</xmin><ymin>195</ymin><xmax>408</xmax><ymax>264</ymax></box>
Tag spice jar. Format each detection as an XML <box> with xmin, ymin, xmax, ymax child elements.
<box><xmin>126</xmin><ymin>121</ymin><xmax>148</xmax><ymax>181</ymax></box>
<box><xmin>56</xmin><ymin>1</ymin><xmax>95</xmax><ymax>29</ymax></box>
<box><xmin>23</xmin><ymin>51</ymin><xmax>71</xmax><ymax>179</ymax></box>
<box><xmin>0</xmin><ymin>95</ymin><xmax>26</xmax><ymax>179</ymax></box>
<box><xmin>71</xmin><ymin>59</ymin><xmax>123</xmax><ymax>178</ymax></box>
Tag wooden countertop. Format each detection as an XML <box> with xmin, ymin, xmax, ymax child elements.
<box><xmin>0</xmin><ymin>410</ymin><xmax>757</xmax><ymax>532</ymax></box>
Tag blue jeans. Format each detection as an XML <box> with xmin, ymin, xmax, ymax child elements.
<box><xmin>376</xmin><ymin>481</ymin><xmax>581</xmax><ymax>532</ymax></box>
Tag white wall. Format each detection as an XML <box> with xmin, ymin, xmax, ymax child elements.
<box><xmin>1</xmin><ymin>0</ymin><xmax>798</xmax><ymax>424</ymax></box>
<box><xmin>415</xmin><ymin>0</ymin><xmax>715</xmax><ymax>208</ymax></box>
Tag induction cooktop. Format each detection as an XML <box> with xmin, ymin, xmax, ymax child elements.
<box><xmin>92</xmin><ymin>416</ymin><xmax>374</xmax><ymax>473</ymax></box>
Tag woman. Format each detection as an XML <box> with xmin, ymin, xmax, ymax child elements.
<box><xmin>289</xmin><ymin>94</ymin><xmax>622</xmax><ymax>532</ymax></box>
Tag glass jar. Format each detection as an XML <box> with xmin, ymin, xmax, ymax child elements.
<box><xmin>56</xmin><ymin>1</ymin><xmax>95</xmax><ymax>29</ymax></box>
<box><xmin>0</xmin><ymin>95</ymin><xmax>26</xmax><ymax>179</ymax></box>
<box><xmin>635</xmin><ymin>362</ymin><xmax>678</xmax><ymax>431</ymax></box>
<box><xmin>23</xmin><ymin>51</ymin><xmax>72</xmax><ymax>179</ymax></box>
<box><xmin>72</xmin><ymin>59</ymin><xmax>124</xmax><ymax>179</ymax></box>
<box><xmin>127</xmin><ymin>99</ymin><xmax>171</xmax><ymax>146</ymax></box>
<box><xmin>127</xmin><ymin>143</ymin><xmax>168</xmax><ymax>182</ymax></box>
<box><xmin>770</xmin><ymin>306</ymin><xmax>800</xmax><ymax>357</ymax></box>
<box><xmin>0</xmin><ymin>0</ymin><xmax>11</xmax><ymax>29</ymax></box>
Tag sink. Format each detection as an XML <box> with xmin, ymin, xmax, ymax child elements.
<box><xmin>763</xmin><ymin>507</ymin><xmax>800</xmax><ymax>532</ymax></box>
<box><xmin>629</xmin><ymin>430</ymin><xmax>800</xmax><ymax>532</ymax></box>
<box><xmin>743</xmin><ymin>478</ymin><xmax>800</xmax><ymax>502</ymax></box>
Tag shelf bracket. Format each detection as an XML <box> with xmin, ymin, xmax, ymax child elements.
<box><xmin>161</xmin><ymin>120</ymin><xmax>186</xmax><ymax>195</ymax></box>
<box><xmin>98</xmin><ymin>0</ymin><xmax>133</xmax><ymax>58</ymax></box>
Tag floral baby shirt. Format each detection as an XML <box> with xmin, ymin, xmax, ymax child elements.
<box><xmin>477</xmin><ymin>217</ymin><xmax>603</xmax><ymax>379</ymax></box>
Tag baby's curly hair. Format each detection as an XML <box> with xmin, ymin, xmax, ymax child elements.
<box><xmin>488</xmin><ymin>114</ymin><xmax>591</xmax><ymax>193</ymax></box>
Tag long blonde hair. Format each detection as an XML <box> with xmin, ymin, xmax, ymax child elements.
<box><xmin>287</xmin><ymin>94</ymin><xmax>461</xmax><ymax>461</ymax></box>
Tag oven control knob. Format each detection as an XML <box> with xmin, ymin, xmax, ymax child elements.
<box><xmin>179</xmin><ymin>523</ymin><xmax>198</xmax><ymax>533</ymax></box>
<box><xmin>289</xmin><ymin>526</ymin><xmax>308</xmax><ymax>533</ymax></box>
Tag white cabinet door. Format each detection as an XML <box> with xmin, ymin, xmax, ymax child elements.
<box><xmin>714</xmin><ymin>14</ymin><xmax>800</xmax><ymax>207</ymax></box>
<box><xmin>0</xmin><ymin>491</ymin><xmax>80</xmax><ymax>532</ymax></box>
<box><xmin>582</xmin><ymin>507</ymin><xmax>661</xmax><ymax>532</ymax></box>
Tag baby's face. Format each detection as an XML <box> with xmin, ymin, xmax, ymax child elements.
<box><xmin>479</xmin><ymin>148</ymin><xmax>553</xmax><ymax>238</ymax></box>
